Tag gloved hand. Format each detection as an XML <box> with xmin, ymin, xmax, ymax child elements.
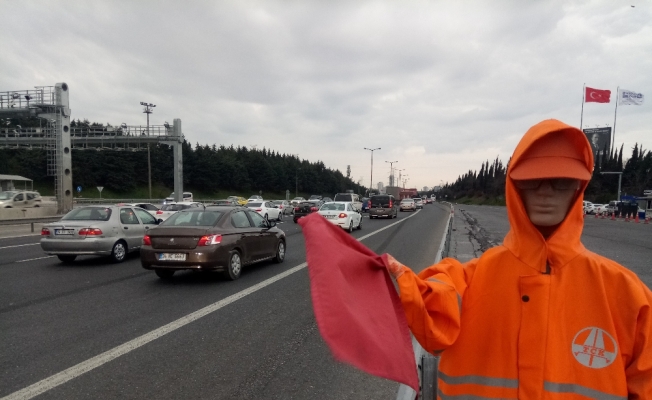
<box><xmin>384</xmin><ymin>254</ymin><xmax>407</xmax><ymax>279</ymax></box>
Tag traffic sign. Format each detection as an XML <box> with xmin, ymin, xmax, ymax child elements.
<box><xmin>77</xmin><ymin>186</ymin><xmax>82</xmax><ymax>193</ymax></box>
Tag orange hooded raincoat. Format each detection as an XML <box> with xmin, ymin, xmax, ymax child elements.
<box><xmin>396</xmin><ymin>120</ymin><xmax>652</xmax><ymax>398</ymax></box>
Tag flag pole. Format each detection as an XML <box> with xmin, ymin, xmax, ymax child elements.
<box><xmin>580</xmin><ymin>83</ymin><xmax>585</xmax><ymax>129</ymax></box>
<box><xmin>612</xmin><ymin>86</ymin><xmax>619</xmax><ymax>155</ymax></box>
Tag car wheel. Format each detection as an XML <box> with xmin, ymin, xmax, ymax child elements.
<box><xmin>110</xmin><ymin>240</ymin><xmax>127</xmax><ymax>263</ymax></box>
<box><xmin>347</xmin><ymin>220</ymin><xmax>353</xmax><ymax>233</ymax></box>
<box><xmin>223</xmin><ymin>250</ymin><xmax>242</xmax><ymax>280</ymax></box>
<box><xmin>274</xmin><ymin>240</ymin><xmax>286</xmax><ymax>263</ymax></box>
<box><xmin>293</xmin><ymin>217</ymin><xmax>298</xmax><ymax>223</ymax></box>
<box><xmin>155</xmin><ymin>269</ymin><xmax>175</xmax><ymax>279</ymax></box>
<box><xmin>357</xmin><ymin>217</ymin><xmax>362</xmax><ymax>230</ymax></box>
<box><xmin>277</xmin><ymin>212</ymin><xmax>283</xmax><ymax>222</ymax></box>
<box><xmin>57</xmin><ymin>255</ymin><xmax>77</xmax><ymax>263</ymax></box>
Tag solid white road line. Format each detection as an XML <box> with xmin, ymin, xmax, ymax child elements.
<box><xmin>1</xmin><ymin>210</ymin><xmax>421</xmax><ymax>400</ymax></box>
<box><xmin>0</xmin><ymin>243</ymin><xmax>40</xmax><ymax>250</ymax></box>
<box><xmin>16</xmin><ymin>256</ymin><xmax>55</xmax><ymax>263</ymax></box>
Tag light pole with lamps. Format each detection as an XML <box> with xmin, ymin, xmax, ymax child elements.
<box><xmin>363</xmin><ymin>147</ymin><xmax>381</xmax><ymax>195</ymax></box>
<box><xmin>385</xmin><ymin>160</ymin><xmax>398</xmax><ymax>186</ymax></box>
<box><xmin>402</xmin><ymin>176</ymin><xmax>409</xmax><ymax>189</ymax></box>
<box><xmin>140</xmin><ymin>101</ymin><xmax>156</xmax><ymax>200</ymax></box>
<box><xmin>397</xmin><ymin>168</ymin><xmax>406</xmax><ymax>182</ymax></box>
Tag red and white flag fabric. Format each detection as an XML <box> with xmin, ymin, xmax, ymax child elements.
<box><xmin>298</xmin><ymin>213</ymin><xmax>419</xmax><ymax>393</ymax></box>
<box><xmin>618</xmin><ymin>88</ymin><xmax>644</xmax><ymax>105</ymax></box>
<box><xmin>585</xmin><ymin>87</ymin><xmax>611</xmax><ymax>103</ymax></box>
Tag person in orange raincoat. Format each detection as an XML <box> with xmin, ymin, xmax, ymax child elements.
<box><xmin>386</xmin><ymin>119</ymin><xmax>652</xmax><ymax>398</ymax></box>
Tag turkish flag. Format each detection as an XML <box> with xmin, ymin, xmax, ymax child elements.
<box><xmin>585</xmin><ymin>87</ymin><xmax>611</xmax><ymax>103</ymax></box>
<box><xmin>298</xmin><ymin>213</ymin><xmax>419</xmax><ymax>393</ymax></box>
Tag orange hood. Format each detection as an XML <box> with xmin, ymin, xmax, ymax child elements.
<box><xmin>503</xmin><ymin>119</ymin><xmax>594</xmax><ymax>272</ymax></box>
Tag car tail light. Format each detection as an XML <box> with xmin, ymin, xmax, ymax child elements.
<box><xmin>338</xmin><ymin>213</ymin><xmax>347</xmax><ymax>218</ymax></box>
<box><xmin>311</xmin><ymin>207</ymin><xmax>318</xmax><ymax>212</ymax></box>
<box><xmin>156</xmin><ymin>210</ymin><xmax>163</xmax><ymax>215</ymax></box>
<box><xmin>255</xmin><ymin>208</ymin><xmax>262</xmax><ymax>212</ymax></box>
<box><xmin>78</xmin><ymin>228</ymin><xmax>103</xmax><ymax>236</ymax></box>
<box><xmin>41</xmin><ymin>228</ymin><xmax>50</xmax><ymax>236</ymax></box>
<box><xmin>389</xmin><ymin>200</ymin><xmax>393</xmax><ymax>208</ymax></box>
<box><xmin>198</xmin><ymin>234</ymin><xmax>222</xmax><ymax>246</ymax></box>
<box><xmin>142</xmin><ymin>235</ymin><xmax>151</xmax><ymax>245</ymax></box>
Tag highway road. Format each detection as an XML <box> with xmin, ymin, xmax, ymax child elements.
<box><xmin>3</xmin><ymin>202</ymin><xmax>650</xmax><ymax>400</ymax></box>
<box><xmin>1</xmin><ymin>204</ymin><xmax>451</xmax><ymax>400</ymax></box>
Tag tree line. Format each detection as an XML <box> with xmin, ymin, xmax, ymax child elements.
<box><xmin>1</xmin><ymin>118</ymin><xmax>365</xmax><ymax>198</ymax></box>
<box><xmin>438</xmin><ymin>144</ymin><xmax>651</xmax><ymax>204</ymax></box>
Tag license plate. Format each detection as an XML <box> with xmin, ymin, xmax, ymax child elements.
<box><xmin>55</xmin><ymin>229</ymin><xmax>74</xmax><ymax>235</ymax></box>
<box><xmin>325</xmin><ymin>215</ymin><xmax>336</xmax><ymax>219</ymax></box>
<box><xmin>158</xmin><ymin>253</ymin><xmax>187</xmax><ymax>261</ymax></box>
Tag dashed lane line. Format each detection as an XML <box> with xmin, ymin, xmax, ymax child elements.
<box><xmin>1</xmin><ymin>210</ymin><xmax>422</xmax><ymax>400</ymax></box>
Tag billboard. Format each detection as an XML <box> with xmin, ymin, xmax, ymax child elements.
<box><xmin>583</xmin><ymin>127</ymin><xmax>611</xmax><ymax>163</ymax></box>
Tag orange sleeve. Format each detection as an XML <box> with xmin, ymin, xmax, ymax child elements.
<box><xmin>626</xmin><ymin>283</ymin><xmax>652</xmax><ymax>399</ymax></box>
<box><xmin>395</xmin><ymin>257</ymin><xmax>476</xmax><ymax>355</ymax></box>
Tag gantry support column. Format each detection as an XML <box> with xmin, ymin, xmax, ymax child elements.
<box><xmin>163</xmin><ymin>118</ymin><xmax>183</xmax><ymax>202</ymax></box>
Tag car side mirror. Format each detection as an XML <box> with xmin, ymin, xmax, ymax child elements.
<box><xmin>267</xmin><ymin>220</ymin><xmax>276</xmax><ymax>228</ymax></box>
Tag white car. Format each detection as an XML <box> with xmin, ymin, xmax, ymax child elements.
<box><xmin>246</xmin><ymin>201</ymin><xmax>282</xmax><ymax>221</ymax></box>
<box><xmin>154</xmin><ymin>201</ymin><xmax>203</xmax><ymax>222</ymax></box>
<box><xmin>318</xmin><ymin>201</ymin><xmax>362</xmax><ymax>233</ymax></box>
<box><xmin>583</xmin><ymin>201</ymin><xmax>595</xmax><ymax>214</ymax></box>
<box><xmin>593</xmin><ymin>204</ymin><xmax>606</xmax><ymax>215</ymax></box>
<box><xmin>164</xmin><ymin>192</ymin><xmax>193</xmax><ymax>204</ymax></box>
<box><xmin>118</xmin><ymin>202</ymin><xmax>160</xmax><ymax>217</ymax></box>
<box><xmin>0</xmin><ymin>190</ymin><xmax>43</xmax><ymax>208</ymax></box>
<box><xmin>247</xmin><ymin>195</ymin><xmax>264</xmax><ymax>203</ymax></box>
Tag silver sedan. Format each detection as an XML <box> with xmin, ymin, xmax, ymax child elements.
<box><xmin>40</xmin><ymin>205</ymin><xmax>159</xmax><ymax>263</ymax></box>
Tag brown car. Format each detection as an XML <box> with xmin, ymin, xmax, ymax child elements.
<box><xmin>141</xmin><ymin>205</ymin><xmax>286</xmax><ymax>280</ymax></box>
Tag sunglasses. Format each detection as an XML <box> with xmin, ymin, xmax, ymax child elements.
<box><xmin>513</xmin><ymin>178</ymin><xmax>580</xmax><ymax>191</ymax></box>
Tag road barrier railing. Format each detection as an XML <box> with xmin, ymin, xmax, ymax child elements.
<box><xmin>396</xmin><ymin>201</ymin><xmax>453</xmax><ymax>400</ymax></box>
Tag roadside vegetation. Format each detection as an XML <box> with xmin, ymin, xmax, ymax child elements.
<box><xmin>438</xmin><ymin>145</ymin><xmax>651</xmax><ymax>205</ymax></box>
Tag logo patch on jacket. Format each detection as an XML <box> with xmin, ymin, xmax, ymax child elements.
<box><xmin>572</xmin><ymin>327</ymin><xmax>618</xmax><ymax>368</ymax></box>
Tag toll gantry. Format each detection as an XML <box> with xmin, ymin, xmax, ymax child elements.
<box><xmin>0</xmin><ymin>83</ymin><xmax>185</xmax><ymax>213</ymax></box>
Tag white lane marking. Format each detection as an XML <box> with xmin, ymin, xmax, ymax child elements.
<box><xmin>0</xmin><ymin>243</ymin><xmax>40</xmax><ymax>250</ymax></box>
<box><xmin>17</xmin><ymin>256</ymin><xmax>55</xmax><ymax>263</ymax></box>
<box><xmin>1</xmin><ymin>213</ymin><xmax>419</xmax><ymax>400</ymax></box>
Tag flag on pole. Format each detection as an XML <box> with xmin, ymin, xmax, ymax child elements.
<box><xmin>585</xmin><ymin>87</ymin><xmax>611</xmax><ymax>103</ymax></box>
<box><xmin>618</xmin><ymin>89</ymin><xmax>644</xmax><ymax>105</ymax></box>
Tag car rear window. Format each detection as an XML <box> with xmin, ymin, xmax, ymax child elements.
<box><xmin>62</xmin><ymin>207</ymin><xmax>112</xmax><ymax>221</ymax></box>
<box><xmin>370</xmin><ymin>196</ymin><xmax>392</xmax><ymax>207</ymax></box>
<box><xmin>401</xmin><ymin>199</ymin><xmax>414</xmax><ymax>203</ymax></box>
<box><xmin>334</xmin><ymin>194</ymin><xmax>353</xmax><ymax>202</ymax></box>
<box><xmin>247</xmin><ymin>202</ymin><xmax>262</xmax><ymax>207</ymax></box>
<box><xmin>163</xmin><ymin>211</ymin><xmax>223</xmax><ymax>226</ymax></box>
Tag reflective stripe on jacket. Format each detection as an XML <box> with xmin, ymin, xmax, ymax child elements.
<box><xmin>396</xmin><ymin>120</ymin><xmax>652</xmax><ymax>398</ymax></box>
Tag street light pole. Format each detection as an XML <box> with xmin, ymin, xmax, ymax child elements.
<box><xmin>363</xmin><ymin>147</ymin><xmax>381</xmax><ymax>195</ymax></box>
<box><xmin>140</xmin><ymin>102</ymin><xmax>156</xmax><ymax>200</ymax></box>
<box><xmin>385</xmin><ymin>160</ymin><xmax>398</xmax><ymax>186</ymax></box>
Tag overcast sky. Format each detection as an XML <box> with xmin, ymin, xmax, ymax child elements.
<box><xmin>1</xmin><ymin>0</ymin><xmax>650</xmax><ymax>190</ymax></box>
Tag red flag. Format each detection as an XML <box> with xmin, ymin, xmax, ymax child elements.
<box><xmin>585</xmin><ymin>87</ymin><xmax>611</xmax><ymax>103</ymax></box>
<box><xmin>298</xmin><ymin>213</ymin><xmax>419</xmax><ymax>392</ymax></box>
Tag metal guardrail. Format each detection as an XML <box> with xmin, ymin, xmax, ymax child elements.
<box><xmin>396</xmin><ymin>201</ymin><xmax>453</xmax><ymax>400</ymax></box>
<box><xmin>0</xmin><ymin>216</ymin><xmax>63</xmax><ymax>232</ymax></box>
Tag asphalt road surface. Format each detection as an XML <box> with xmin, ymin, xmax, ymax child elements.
<box><xmin>453</xmin><ymin>204</ymin><xmax>652</xmax><ymax>289</ymax></box>
<box><xmin>1</xmin><ymin>204</ymin><xmax>451</xmax><ymax>400</ymax></box>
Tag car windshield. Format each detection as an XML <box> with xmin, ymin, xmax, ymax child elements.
<box><xmin>0</xmin><ymin>191</ymin><xmax>18</xmax><ymax>200</ymax></box>
<box><xmin>62</xmin><ymin>207</ymin><xmax>112</xmax><ymax>221</ymax></box>
<box><xmin>161</xmin><ymin>204</ymin><xmax>188</xmax><ymax>211</ymax></box>
<box><xmin>247</xmin><ymin>202</ymin><xmax>262</xmax><ymax>207</ymax></box>
<box><xmin>320</xmin><ymin>203</ymin><xmax>345</xmax><ymax>211</ymax></box>
<box><xmin>162</xmin><ymin>210</ymin><xmax>223</xmax><ymax>226</ymax></box>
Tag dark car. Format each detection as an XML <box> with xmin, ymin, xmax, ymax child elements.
<box><xmin>293</xmin><ymin>200</ymin><xmax>323</xmax><ymax>223</ymax></box>
<box><xmin>368</xmin><ymin>194</ymin><xmax>398</xmax><ymax>219</ymax></box>
<box><xmin>141</xmin><ymin>205</ymin><xmax>285</xmax><ymax>280</ymax></box>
